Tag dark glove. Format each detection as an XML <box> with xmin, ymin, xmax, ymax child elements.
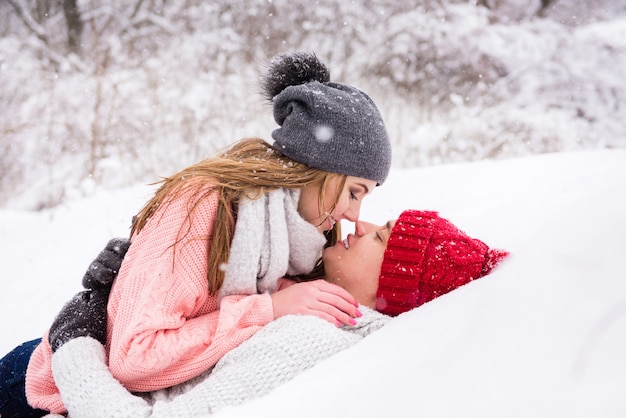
<box><xmin>82</xmin><ymin>237</ymin><xmax>131</xmax><ymax>289</ymax></box>
<box><xmin>48</xmin><ymin>289</ymin><xmax>109</xmax><ymax>352</ymax></box>
<box><xmin>48</xmin><ymin>238</ymin><xmax>131</xmax><ymax>352</ymax></box>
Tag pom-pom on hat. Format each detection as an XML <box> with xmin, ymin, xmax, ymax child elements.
<box><xmin>261</xmin><ymin>52</ymin><xmax>392</xmax><ymax>185</ymax></box>
<box><xmin>376</xmin><ymin>210</ymin><xmax>509</xmax><ymax>316</ymax></box>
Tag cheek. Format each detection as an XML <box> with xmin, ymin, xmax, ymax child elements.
<box><xmin>359</xmin><ymin>264</ymin><xmax>381</xmax><ymax>297</ymax></box>
<box><xmin>351</xmin><ymin>247</ymin><xmax>381</xmax><ymax>277</ymax></box>
<box><xmin>298</xmin><ymin>187</ymin><xmax>320</xmax><ymax>221</ymax></box>
<box><xmin>364</xmin><ymin>250</ymin><xmax>384</xmax><ymax>280</ymax></box>
<box><xmin>329</xmin><ymin>192</ymin><xmax>351</xmax><ymax>217</ymax></box>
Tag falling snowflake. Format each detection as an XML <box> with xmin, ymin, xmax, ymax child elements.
<box><xmin>315</xmin><ymin>125</ymin><xmax>333</xmax><ymax>142</ymax></box>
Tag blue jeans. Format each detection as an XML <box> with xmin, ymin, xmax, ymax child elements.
<box><xmin>0</xmin><ymin>338</ymin><xmax>49</xmax><ymax>417</ymax></box>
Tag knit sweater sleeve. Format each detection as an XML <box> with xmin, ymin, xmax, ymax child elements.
<box><xmin>51</xmin><ymin>312</ymin><xmax>390</xmax><ymax>417</ymax></box>
<box><xmin>106</xmin><ymin>186</ymin><xmax>274</xmax><ymax>392</ymax></box>
<box><xmin>52</xmin><ymin>337</ymin><xmax>152</xmax><ymax>418</ymax></box>
<box><xmin>152</xmin><ymin>311</ymin><xmax>390</xmax><ymax>415</ymax></box>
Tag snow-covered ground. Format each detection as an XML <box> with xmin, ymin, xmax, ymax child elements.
<box><xmin>1</xmin><ymin>148</ymin><xmax>625</xmax><ymax>417</ymax></box>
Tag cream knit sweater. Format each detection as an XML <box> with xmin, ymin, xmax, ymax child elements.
<box><xmin>50</xmin><ymin>308</ymin><xmax>389</xmax><ymax>418</ymax></box>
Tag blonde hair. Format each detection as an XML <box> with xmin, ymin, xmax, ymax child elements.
<box><xmin>131</xmin><ymin>138</ymin><xmax>347</xmax><ymax>294</ymax></box>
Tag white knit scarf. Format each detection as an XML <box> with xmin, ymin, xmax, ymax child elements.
<box><xmin>218</xmin><ymin>188</ymin><xmax>326</xmax><ymax>301</ymax></box>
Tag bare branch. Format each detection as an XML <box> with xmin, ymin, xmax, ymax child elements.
<box><xmin>23</xmin><ymin>35</ymin><xmax>89</xmax><ymax>73</ymax></box>
<box><xmin>5</xmin><ymin>0</ymin><xmax>49</xmax><ymax>44</ymax></box>
<box><xmin>537</xmin><ymin>0</ymin><xmax>556</xmax><ymax>17</ymax></box>
<box><xmin>62</xmin><ymin>0</ymin><xmax>83</xmax><ymax>55</ymax></box>
<box><xmin>129</xmin><ymin>0</ymin><xmax>145</xmax><ymax>21</ymax></box>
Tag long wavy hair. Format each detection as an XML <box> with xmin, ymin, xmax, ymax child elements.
<box><xmin>131</xmin><ymin>137</ymin><xmax>346</xmax><ymax>294</ymax></box>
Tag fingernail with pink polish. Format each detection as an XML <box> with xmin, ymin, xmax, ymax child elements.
<box><xmin>355</xmin><ymin>309</ymin><xmax>362</xmax><ymax>318</ymax></box>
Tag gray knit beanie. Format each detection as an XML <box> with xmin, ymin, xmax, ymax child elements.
<box><xmin>261</xmin><ymin>52</ymin><xmax>392</xmax><ymax>185</ymax></box>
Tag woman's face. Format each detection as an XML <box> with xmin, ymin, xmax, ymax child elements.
<box><xmin>298</xmin><ymin>176</ymin><xmax>377</xmax><ymax>233</ymax></box>
<box><xmin>323</xmin><ymin>220</ymin><xmax>395</xmax><ymax>308</ymax></box>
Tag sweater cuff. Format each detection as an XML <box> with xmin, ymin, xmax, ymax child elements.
<box><xmin>257</xmin><ymin>292</ymin><xmax>276</xmax><ymax>323</ymax></box>
<box><xmin>52</xmin><ymin>337</ymin><xmax>152</xmax><ymax>418</ymax></box>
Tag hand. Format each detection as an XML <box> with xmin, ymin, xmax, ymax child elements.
<box><xmin>270</xmin><ymin>280</ymin><xmax>361</xmax><ymax>327</ymax></box>
<box><xmin>48</xmin><ymin>289</ymin><xmax>109</xmax><ymax>352</ymax></box>
<box><xmin>275</xmin><ymin>277</ymin><xmax>297</xmax><ymax>291</ymax></box>
<box><xmin>82</xmin><ymin>237</ymin><xmax>130</xmax><ymax>289</ymax></box>
<box><xmin>48</xmin><ymin>237</ymin><xmax>130</xmax><ymax>352</ymax></box>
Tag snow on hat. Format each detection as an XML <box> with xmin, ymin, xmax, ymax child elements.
<box><xmin>261</xmin><ymin>51</ymin><xmax>392</xmax><ymax>185</ymax></box>
<box><xmin>376</xmin><ymin>210</ymin><xmax>509</xmax><ymax>316</ymax></box>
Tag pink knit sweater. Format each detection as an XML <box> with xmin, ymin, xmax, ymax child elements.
<box><xmin>25</xmin><ymin>186</ymin><xmax>275</xmax><ymax>414</ymax></box>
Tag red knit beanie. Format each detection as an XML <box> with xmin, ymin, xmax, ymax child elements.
<box><xmin>375</xmin><ymin>210</ymin><xmax>509</xmax><ymax>316</ymax></box>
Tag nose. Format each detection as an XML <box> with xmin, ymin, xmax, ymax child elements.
<box><xmin>342</xmin><ymin>206</ymin><xmax>359</xmax><ymax>223</ymax></box>
<box><xmin>355</xmin><ymin>221</ymin><xmax>376</xmax><ymax>236</ymax></box>
<box><xmin>355</xmin><ymin>220</ymin><xmax>367</xmax><ymax>236</ymax></box>
<box><xmin>342</xmin><ymin>200</ymin><xmax>363</xmax><ymax>223</ymax></box>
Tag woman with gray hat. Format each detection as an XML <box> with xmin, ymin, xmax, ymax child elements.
<box><xmin>0</xmin><ymin>51</ymin><xmax>392</xmax><ymax>417</ymax></box>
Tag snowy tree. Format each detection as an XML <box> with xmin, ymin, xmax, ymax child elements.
<box><xmin>1</xmin><ymin>0</ymin><xmax>625</xmax><ymax>209</ymax></box>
